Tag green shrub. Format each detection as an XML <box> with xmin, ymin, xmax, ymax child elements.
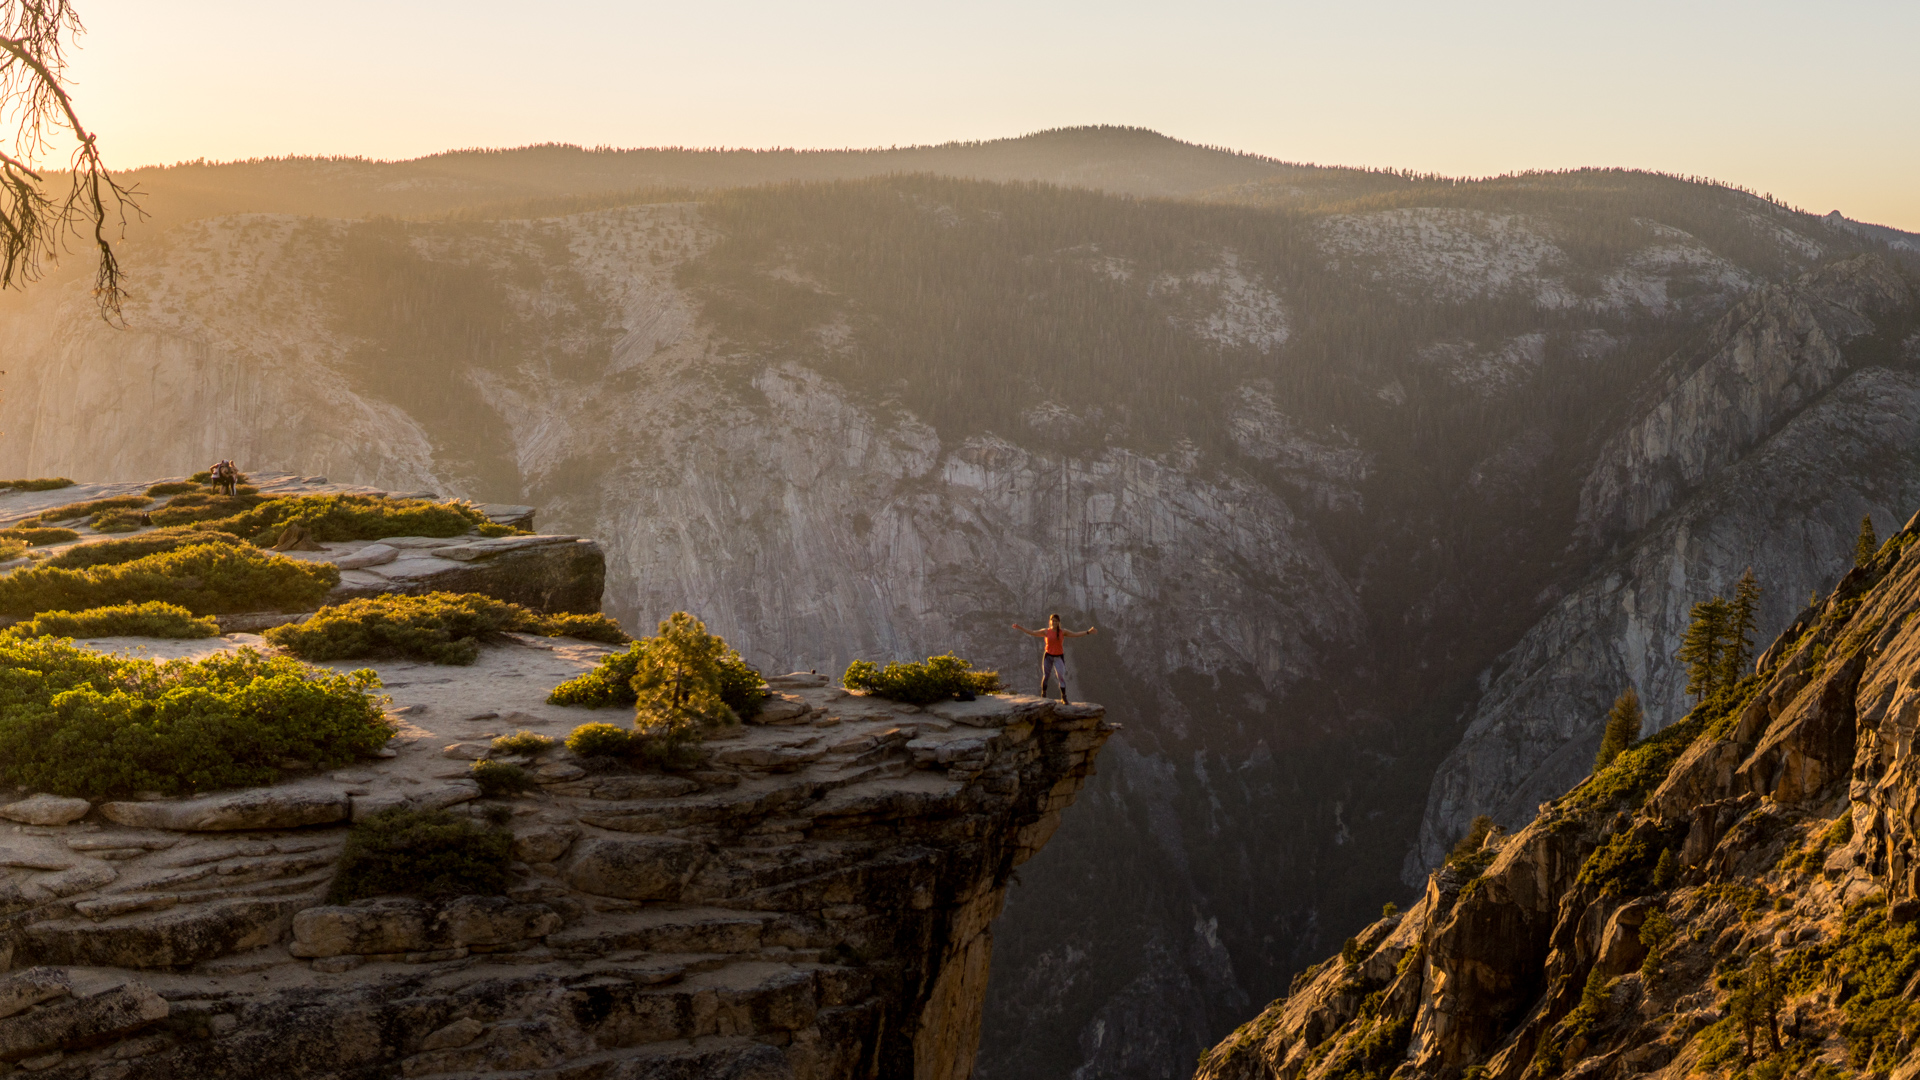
<box><xmin>566</xmin><ymin>722</ymin><xmax>635</xmax><ymax>758</ymax></box>
<box><xmin>1576</xmin><ymin>825</ymin><xmax>1684</xmax><ymax>899</ymax></box>
<box><xmin>36</xmin><ymin>495</ymin><xmax>150</xmax><ymax>524</ymax></box>
<box><xmin>266</xmin><ymin>592</ymin><xmax>627</xmax><ymax>665</ymax></box>
<box><xmin>0</xmin><ymin>527</ymin><xmax>79</xmax><ymax>546</ymax></box>
<box><xmin>538</xmin><ymin>611</ymin><xmax>631</xmax><ymax>644</ymax></box>
<box><xmin>0</xmin><ymin>543</ymin><xmax>338</xmax><ymax>617</ymax></box>
<box><xmin>548</xmin><ymin>648</ymin><xmax>644</xmax><ymax>708</ymax></box>
<box><xmin>548</xmin><ymin>621</ymin><xmax>763</xmax><ymax>715</ymax></box>
<box><xmin>0</xmin><ymin>639</ymin><xmax>391</xmax><ymax>798</ymax></box>
<box><xmin>841</xmin><ymin>653</ymin><xmax>1002</xmax><ymax>705</ymax></box>
<box><xmin>0</xmin><ymin>539</ymin><xmax>24</xmax><ymax>563</ymax></box>
<box><xmin>91</xmin><ymin>508</ymin><xmax>149</xmax><ymax>533</ymax></box>
<box><xmin>148</xmin><ymin>492</ymin><xmax>266</xmax><ymax>527</ymax></box>
<box><xmin>145</xmin><ymin>481</ymin><xmax>202</xmax><ymax>496</ymax></box>
<box><xmin>189</xmin><ymin>493</ymin><xmax>494</xmax><ymax>544</ymax></box>
<box><xmin>471</xmin><ymin>759</ymin><xmax>536</xmax><ymax>797</ymax></box>
<box><xmin>42</xmin><ymin>528</ymin><xmax>247</xmax><ymax>570</ymax></box>
<box><xmin>9</xmin><ymin>601</ymin><xmax>220</xmax><ymax>639</ymax></box>
<box><xmin>1446</xmin><ymin>814</ymin><xmax>1495</xmax><ymax>869</ymax></box>
<box><xmin>327</xmin><ymin>807</ymin><xmax>510</xmax><ymax>903</ymax></box>
<box><xmin>491</xmin><ymin>730</ymin><xmax>555</xmax><ymax>757</ymax></box>
<box><xmin>0</xmin><ymin>477</ymin><xmax>74</xmax><ymax>492</ymax></box>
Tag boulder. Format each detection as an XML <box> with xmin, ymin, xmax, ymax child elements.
<box><xmin>15</xmin><ymin>898</ymin><xmax>306</xmax><ymax>968</ymax></box>
<box><xmin>0</xmin><ymin>970</ymin><xmax>69</xmax><ymax>1021</ymax></box>
<box><xmin>0</xmin><ymin>983</ymin><xmax>166</xmax><ymax>1062</ymax></box>
<box><xmin>434</xmin><ymin>896</ymin><xmax>562</xmax><ymax>947</ymax></box>
<box><xmin>511</xmin><ymin>823</ymin><xmax>579</xmax><ymax>864</ymax></box>
<box><xmin>564</xmin><ymin>836</ymin><xmax>708</xmax><ymax>901</ymax></box>
<box><xmin>290</xmin><ymin>900</ymin><xmax>431</xmax><ymax>958</ymax></box>
<box><xmin>333</xmin><ymin>543</ymin><xmax>399</xmax><ymax>569</ymax></box>
<box><xmin>421</xmin><ymin>1017</ymin><xmax>486</xmax><ymax>1051</ymax></box>
<box><xmin>99</xmin><ymin>788</ymin><xmax>349</xmax><ymax>832</ymax></box>
<box><xmin>752</xmin><ymin>694</ymin><xmax>813</xmax><ymax>724</ymax></box>
<box><xmin>0</xmin><ymin>795</ymin><xmax>90</xmax><ymax>826</ymax></box>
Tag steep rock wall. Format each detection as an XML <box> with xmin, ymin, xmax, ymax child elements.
<box><xmin>1198</xmin><ymin>503</ymin><xmax>1920</xmax><ymax>1080</ymax></box>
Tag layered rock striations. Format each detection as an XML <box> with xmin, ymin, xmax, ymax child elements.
<box><xmin>1199</xmin><ymin>504</ymin><xmax>1920</xmax><ymax>1080</ymax></box>
<box><xmin>0</xmin><ymin>666</ymin><xmax>1113</xmax><ymax>1079</ymax></box>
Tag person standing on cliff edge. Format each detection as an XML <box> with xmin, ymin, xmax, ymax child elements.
<box><xmin>1012</xmin><ymin>613</ymin><xmax>1096</xmax><ymax>704</ymax></box>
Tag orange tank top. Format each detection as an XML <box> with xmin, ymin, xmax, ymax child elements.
<box><xmin>1044</xmin><ymin>628</ymin><xmax>1064</xmax><ymax>656</ymax></box>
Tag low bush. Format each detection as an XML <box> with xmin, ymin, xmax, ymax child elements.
<box><xmin>148</xmin><ymin>492</ymin><xmax>265</xmax><ymax>527</ymax></box>
<box><xmin>144</xmin><ymin>481</ymin><xmax>202</xmax><ymax>497</ymax></box>
<box><xmin>566</xmin><ymin>722</ymin><xmax>634</xmax><ymax>758</ymax></box>
<box><xmin>548</xmin><ymin>649</ymin><xmax>643</xmax><ymax>708</ymax></box>
<box><xmin>0</xmin><ymin>527</ymin><xmax>79</xmax><ymax>546</ymax></box>
<box><xmin>0</xmin><ymin>639</ymin><xmax>391</xmax><ymax>798</ymax></box>
<box><xmin>91</xmin><ymin>508</ymin><xmax>150</xmax><ymax>533</ymax></box>
<box><xmin>471</xmin><ymin>759</ymin><xmax>537</xmax><ymax>797</ymax></box>
<box><xmin>548</xmin><ymin>615</ymin><xmax>765</xmax><ymax>719</ymax></box>
<box><xmin>189</xmin><ymin>493</ymin><xmax>496</xmax><ymax>544</ymax></box>
<box><xmin>0</xmin><ymin>539</ymin><xmax>24</xmax><ymax>563</ymax></box>
<box><xmin>492</xmin><ymin>730</ymin><xmax>555</xmax><ymax>757</ymax></box>
<box><xmin>327</xmin><ymin>807</ymin><xmax>511</xmax><ymax>902</ymax></box>
<box><xmin>842</xmin><ymin>653</ymin><xmax>1002</xmax><ymax>705</ymax></box>
<box><xmin>265</xmin><ymin>592</ymin><xmax>628</xmax><ymax>665</ymax></box>
<box><xmin>188</xmin><ymin>470</ymin><xmax>249</xmax><ymax>486</ymax></box>
<box><xmin>0</xmin><ymin>543</ymin><xmax>337</xmax><ymax>618</ymax></box>
<box><xmin>36</xmin><ymin>494</ymin><xmax>151</xmax><ymax>524</ymax></box>
<box><xmin>42</xmin><ymin>528</ymin><xmax>247</xmax><ymax>570</ymax></box>
<box><xmin>9</xmin><ymin>601</ymin><xmax>219</xmax><ymax>639</ymax></box>
<box><xmin>0</xmin><ymin>477</ymin><xmax>74</xmax><ymax>492</ymax></box>
<box><xmin>539</xmin><ymin>612</ymin><xmax>630</xmax><ymax>644</ymax></box>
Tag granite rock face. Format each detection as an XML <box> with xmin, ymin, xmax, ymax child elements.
<box><xmin>1413</xmin><ymin>257</ymin><xmax>1920</xmax><ymax>878</ymax></box>
<box><xmin>1198</xmin><ymin>511</ymin><xmax>1920</xmax><ymax>1079</ymax></box>
<box><xmin>0</xmin><ymin>684</ymin><xmax>1112</xmax><ymax>1079</ymax></box>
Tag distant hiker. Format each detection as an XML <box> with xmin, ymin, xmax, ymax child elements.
<box><xmin>209</xmin><ymin>460</ymin><xmax>238</xmax><ymax>496</ymax></box>
<box><xmin>1012</xmin><ymin>613</ymin><xmax>1096</xmax><ymax>704</ymax></box>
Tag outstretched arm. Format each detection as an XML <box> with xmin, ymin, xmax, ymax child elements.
<box><xmin>1063</xmin><ymin>626</ymin><xmax>1098</xmax><ymax>638</ymax></box>
<box><xmin>1011</xmin><ymin>623</ymin><xmax>1044</xmax><ymax>638</ymax></box>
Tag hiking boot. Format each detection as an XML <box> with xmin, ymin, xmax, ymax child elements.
<box><xmin>1060</xmin><ymin>690</ymin><xmax>1070</xmax><ymax>704</ymax></box>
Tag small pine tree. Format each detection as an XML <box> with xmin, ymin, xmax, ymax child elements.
<box><xmin>1721</xmin><ymin>569</ymin><xmax>1762</xmax><ymax>686</ymax></box>
<box><xmin>1651</xmin><ymin>848</ymin><xmax>1677</xmax><ymax>889</ymax></box>
<box><xmin>1677</xmin><ymin>597</ymin><xmax>1731</xmax><ymax>700</ymax></box>
<box><xmin>1446</xmin><ymin>814</ymin><xmax>1496</xmax><ymax>867</ymax></box>
<box><xmin>1341</xmin><ymin>936</ymin><xmax>1362</xmax><ymax>967</ymax></box>
<box><xmin>630</xmin><ymin>611</ymin><xmax>739</xmax><ymax>740</ymax></box>
<box><xmin>1595</xmin><ymin>687</ymin><xmax>1643</xmax><ymax>770</ymax></box>
<box><xmin>1382</xmin><ymin>901</ymin><xmax>1400</xmax><ymax>919</ymax></box>
<box><xmin>1857</xmin><ymin>515</ymin><xmax>1880</xmax><ymax>567</ymax></box>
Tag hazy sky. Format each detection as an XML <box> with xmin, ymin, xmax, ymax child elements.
<box><xmin>67</xmin><ymin>0</ymin><xmax>1920</xmax><ymax>229</ymax></box>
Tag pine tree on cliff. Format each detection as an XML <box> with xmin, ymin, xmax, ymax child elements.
<box><xmin>1857</xmin><ymin>514</ymin><xmax>1880</xmax><ymax>567</ymax></box>
<box><xmin>1595</xmin><ymin>687</ymin><xmax>1643</xmax><ymax>769</ymax></box>
<box><xmin>1718</xmin><ymin>569</ymin><xmax>1762</xmax><ymax>689</ymax></box>
<box><xmin>1677</xmin><ymin>597</ymin><xmax>1730</xmax><ymax>700</ymax></box>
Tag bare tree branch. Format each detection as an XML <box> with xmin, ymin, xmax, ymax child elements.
<box><xmin>0</xmin><ymin>1</ymin><xmax>140</xmax><ymax>322</ymax></box>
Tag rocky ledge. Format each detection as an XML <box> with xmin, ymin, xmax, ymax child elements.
<box><xmin>0</xmin><ymin>660</ymin><xmax>1113</xmax><ymax>1079</ymax></box>
<box><xmin>0</xmin><ymin>473</ymin><xmax>602</xmax><ymax>619</ymax></box>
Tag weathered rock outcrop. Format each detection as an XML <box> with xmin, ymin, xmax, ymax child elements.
<box><xmin>1199</xmin><ymin>504</ymin><xmax>1920</xmax><ymax>1080</ymax></box>
<box><xmin>0</xmin><ymin>665</ymin><xmax>1111</xmax><ymax>1078</ymax></box>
